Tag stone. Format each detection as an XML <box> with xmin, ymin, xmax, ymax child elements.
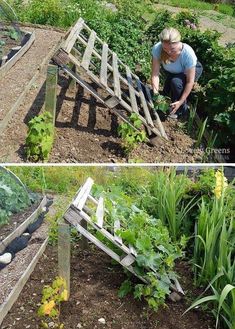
<box><xmin>98</xmin><ymin>318</ymin><xmax>106</xmax><ymax>325</ymax></box>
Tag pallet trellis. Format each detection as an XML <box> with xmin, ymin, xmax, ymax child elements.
<box><xmin>58</xmin><ymin>178</ymin><xmax>184</xmax><ymax>299</ymax></box>
<box><xmin>49</xmin><ymin>18</ymin><xmax>168</xmax><ymax>140</ymax></box>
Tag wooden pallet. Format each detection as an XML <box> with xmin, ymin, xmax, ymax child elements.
<box><xmin>52</xmin><ymin>18</ymin><xmax>168</xmax><ymax>139</ymax></box>
<box><xmin>62</xmin><ymin>178</ymin><xmax>184</xmax><ymax>296</ymax></box>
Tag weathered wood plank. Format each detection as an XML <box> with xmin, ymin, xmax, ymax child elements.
<box><xmin>74</xmin><ymin>221</ymin><xmax>121</xmax><ymax>262</ymax></box>
<box><xmin>129</xmin><ymin>245</ymin><xmax>137</xmax><ymax>257</ymax></box>
<box><xmin>65</xmin><ymin>209</ymin><xmax>146</xmax><ymax>283</ymax></box>
<box><xmin>0</xmin><ymin>237</ymin><xmax>48</xmax><ymax>326</ymax></box>
<box><xmin>66</xmin><ymin>207</ymin><xmax>131</xmax><ymax>255</ymax></box>
<box><xmin>63</xmin><ymin>65</ymin><xmax>105</xmax><ymax>104</ymax></box>
<box><xmin>100</xmin><ymin>43</ymin><xmax>108</xmax><ymax>87</ymax></box>
<box><xmin>143</xmin><ymin>84</ymin><xmax>168</xmax><ymax>139</ymax></box>
<box><xmin>112</xmin><ymin>52</ymin><xmax>121</xmax><ymax>100</ymax></box>
<box><xmin>63</xmin><ymin>18</ymin><xmax>84</xmax><ymax>53</ymax></box>
<box><xmin>58</xmin><ymin>219</ymin><xmax>71</xmax><ymax>298</ymax></box>
<box><xmin>81</xmin><ymin>30</ymin><xmax>96</xmax><ymax>71</ymax></box>
<box><xmin>73</xmin><ymin>177</ymin><xmax>94</xmax><ymax>210</ymax></box>
<box><xmin>136</xmin><ymin>79</ymin><xmax>154</xmax><ymax>127</ymax></box>
<box><xmin>126</xmin><ymin>66</ymin><xmax>139</xmax><ymax>113</ymax></box>
<box><xmin>120</xmin><ymin>254</ymin><xmax>135</xmax><ymax>266</ymax></box>
<box><xmin>95</xmin><ymin>197</ymin><xmax>104</xmax><ymax>229</ymax></box>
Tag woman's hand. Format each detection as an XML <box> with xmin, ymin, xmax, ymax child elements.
<box><xmin>170</xmin><ymin>100</ymin><xmax>183</xmax><ymax>113</ymax></box>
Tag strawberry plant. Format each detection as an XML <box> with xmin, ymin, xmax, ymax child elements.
<box><xmin>118</xmin><ymin>113</ymin><xmax>147</xmax><ymax>155</ymax></box>
<box><xmin>94</xmin><ymin>184</ymin><xmax>183</xmax><ymax>311</ymax></box>
<box><xmin>25</xmin><ymin>112</ymin><xmax>54</xmax><ymax>162</ymax></box>
<box><xmin>152</xmin><ymin>94</ymin><xmax>171</xmax><ymax>113</ymax></box>
<box><xmin>38</xmin><ymin>276</ymin><xmax>68</xmax><ymax>329</ymax></box>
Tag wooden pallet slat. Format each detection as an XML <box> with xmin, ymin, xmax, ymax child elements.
<box><xmin>63</xmin><ymin>18</ymin><xmax>84</xmax><ymax>53</ymax></box>
<box><xmin>126</xmin><ymin>67</ymin><xmax>139</xmax><ymax>114</ymax></box>
<box><xmin>100</xmin><ymin>43</ymin><xmax>109</xmax><ymax>87</ymax></box>
<box><xmin>136</xmin><ymin>79</ymin><xmax>154</xmax><ymax>128</ymax></box>
<box><xmin>73</xmin><ymin>177</ymin><xmax>94</xmax><ymax>210</ymax></box>
<box><xmin>112</xmin><ymin>52</ymin><xmax>121</xmax><ymax>100</ymax></box>
<box><xmin>95</xmin><ymin>197</ymin><xmax>104</xmax><ymax>229</ymax></box>
<box><xmin>81</xmin><ymin>30</ymin><xmax>96</xmax><ymax>71</ymax></box>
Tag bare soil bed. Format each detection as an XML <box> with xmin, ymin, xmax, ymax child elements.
<box><xmin>1</xmin><ymin>242</ymin><xmax>214</xmax><ymax>329</ymax></box>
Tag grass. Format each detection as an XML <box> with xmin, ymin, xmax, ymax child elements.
<box><xmin>155</xmin><ymin>0</ymin><xmax>234</xmax><ymax>17</ymax></box>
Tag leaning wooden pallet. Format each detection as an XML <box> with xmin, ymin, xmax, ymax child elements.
<box><xmin>59</xmin><ymin>178</ymin><xmax>184</xmax><ymax>300</ymax></box>
<box><xmin>50</xmin><ymin>17</ymin><xmax>168</xmax><ymax>140</ymax></box>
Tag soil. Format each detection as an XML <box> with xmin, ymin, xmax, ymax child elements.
<box><xmin>0</xmin><ymin>71</ymin><xmax>206</xmax><ymax>163</ymax></box>
<box><xmin>0</xmin><ymin>198</ymin><xmax>42</xmax><ymax>243</ymax></box>
<box><xmin>1</xmin><ymin>243</ymin><xmax>215</xmax><ymax>329</ymax></box>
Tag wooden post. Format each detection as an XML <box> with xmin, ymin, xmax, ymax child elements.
<box><xmin>58</xmin><ymin>219</ymin><xmax>71</xmax><ymax>298</ymax></box>
<box><xmin>45</xmin><ymin>64</ymin><xmax>58</xmax><ymax>126</ymax></box>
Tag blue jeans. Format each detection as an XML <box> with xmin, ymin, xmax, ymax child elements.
<box><xmin>163</xmin><ymin>61</ymin><xmax>203</xmax><ymax>116</ymax></box>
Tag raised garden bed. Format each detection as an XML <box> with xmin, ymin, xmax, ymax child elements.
<box><xmin>0</xmin><ymin>195</ymin><xmax>53</xmax><ymax>326</ymax></box>
<box><xmin>0</xmin><ymin>26</ymin><xmax>35</xmax><ymax>79</ymax></box>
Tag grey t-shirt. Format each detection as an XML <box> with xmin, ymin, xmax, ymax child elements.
<box><xmin>152</xmin><ymin>42</ymin><xmax>197</xmax><ymax>74</ymax></box>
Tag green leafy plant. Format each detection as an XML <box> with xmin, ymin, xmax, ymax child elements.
<box><xmin>0</xmin><ymin>169</ymin><xmax>31</xmax><ymax>225</ymax></box>
<box><xmin>195</xmin><ymin>117</ymin><xmax>208</xmax><ymax>148</ymax></box>
<box><xmin>118</xmin><ymin>113</ymin><xmax>147</xmax><ymax>155</ymax></box>
<box><xmin>94</xmin><ymin>183</ymin><xmax>183</xmax><ymax>311</ymax></box>
<box><xmin>152</xmin><ymin>94</ymin><xmax>171</xmax><ymax>113</ymax></box>
<box><xmin>38</xmin><ymin>276</ymin><xmax>68</xmax><ymax>329</ymax></box>
<box><xmin>25</xmin><ymin>112</ymin><xmax>54</xmax><ymax>162</ymax></box>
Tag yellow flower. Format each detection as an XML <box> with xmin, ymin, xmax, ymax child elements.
<box><xmin>43</xmin><ymin>300</ymin><xmax>55</xmax><ymax>315</ymax></box>
<box><xmin>213</xmin><ymin>171</ymin><xmax>228</xmax><ymax>199</ymax></box>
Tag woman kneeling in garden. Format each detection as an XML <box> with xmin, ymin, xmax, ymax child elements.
<box><xmin>151</xmin><ymin>27</ymin><xmax>203</xmax><ymax>119</ymax></box>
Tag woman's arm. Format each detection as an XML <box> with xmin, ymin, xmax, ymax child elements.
<box><xmin>179</xmin><ymin>67</ymin><xmax>195</xmax><ymax>102</ymax></box>
<box><xmin>170</xmin><ymin>67</ymin><xmax>195</xmax><ymax>113</ymax></box>
<box><xmin>151</xmin><ymin>57</ymin><xmax>161</xmax><ymax>94</ymax></box>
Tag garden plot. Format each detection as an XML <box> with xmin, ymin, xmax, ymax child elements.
<box><xmin>0</xmin><ymin>167</ymin><xmax>233</xmax><ymax>329</ymax></box>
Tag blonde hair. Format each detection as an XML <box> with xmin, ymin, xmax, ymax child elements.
<box><xmin>159</xmin><ymin>28</ymin><xmax>181</xmax><ymax>64</ymax></box>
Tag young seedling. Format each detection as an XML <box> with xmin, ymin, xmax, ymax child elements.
<box><xmin>152</xmin><ymin>94</ymin><xmax>171</xmax><ymax>114</ymax></box>
<box><xmin>118</xmin><ymin>113</ymin><xmax>147</xmax><ymax>156</ymax></box>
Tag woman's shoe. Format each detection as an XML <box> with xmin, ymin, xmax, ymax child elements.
<box><xmin>168</xmin><ymin>113</ymin><xmax>178</xmax><ymax>119</ymax></box>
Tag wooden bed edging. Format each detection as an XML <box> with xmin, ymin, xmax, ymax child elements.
<box><xmin>0</xmin><ymin>195</ymin><xmax>47</xmax><ymax>254</ymax></box>
<box><xmin>0</xmin><ymin>236</ymin><xmax>49</xmax><ymax>326</ymax></box>
<box><xmin>0</xmin><ymin>31</ymin><xmax>35</xmax><ymax>79</ymax></box>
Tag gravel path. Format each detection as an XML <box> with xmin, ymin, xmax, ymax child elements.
<box><xmin>153</xmin><ymin>4</ymin><xmax>235</xmax><ymax>45</ymax></box>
